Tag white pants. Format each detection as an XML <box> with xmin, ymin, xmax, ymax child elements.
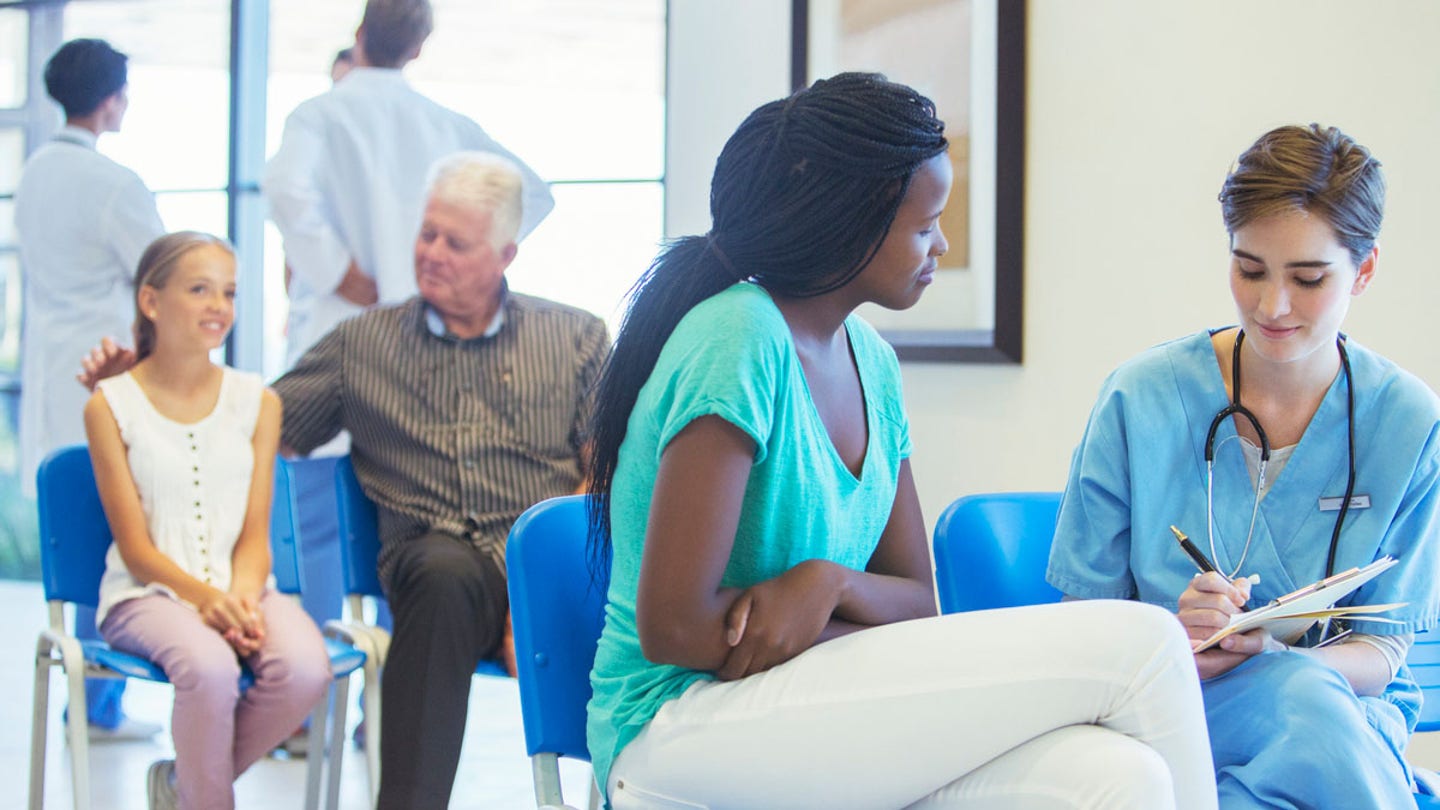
<box><xmin>608</xmin><ymin>600</ymin><xmax>1217</xmax><ymax>810</ymax></box>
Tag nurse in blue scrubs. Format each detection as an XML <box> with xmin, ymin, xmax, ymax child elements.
<box><xmin>1048</xmin><ymin>123</ymin><xmax>1440</xmax><ymax>809</ymax></box>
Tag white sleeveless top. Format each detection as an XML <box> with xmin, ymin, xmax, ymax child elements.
<box><xmin>95</xmin><ymin>367</ymin><xmax>266</xmax><ymax>624</ymax></box>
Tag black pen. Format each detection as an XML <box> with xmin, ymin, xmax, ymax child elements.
<box><xmin>1170</xmin><ymin>525</ymin><xmax>1217</xmax><ymax>575</ymax></box>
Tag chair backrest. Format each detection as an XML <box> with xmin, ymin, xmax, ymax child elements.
<box><xmin>268</xmin><ymin>457</ymin><xmax>305</xmax><ymax>596</ymax></box>
<box><xmin>36</xmin><ymin>445</ymin><xmax>303</xmax><ymax>606</ymax></box>
<box><xmin>1409</xmin><ymin>629</ymin><xmax>1440</xmax><ymax>733</ymax></box>
<box><xmin>334</xmin><ymin>455</ymin><xmax>385</xmax><ymax>599</ymax></box>
<box><xmin>932</xmin><ymin>492</ymin><xmax>1064</xmax><ymax>614</ymax></box>
<box><xmin>506</xmin><ymin>494</ymin><xmax>605</xmax><ymax>762</ymax></box>
<box><xmin>36</xmin><ymin>446</ymin><xmax>112</xmax><ymax>607</ymax></box>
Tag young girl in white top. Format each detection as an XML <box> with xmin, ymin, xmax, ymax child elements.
<box><xmin>85</xmin><ymin>231</ymin><xmax>331</xmax><ymax>810</ymax></box>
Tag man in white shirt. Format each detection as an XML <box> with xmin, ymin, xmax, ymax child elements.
<box><xmin>14</xmin><ymin>37</ymin><xmax>164</xmax><ymax>742</ymax></box>
<box><xmin>264</xmin><ymin>0</ymin><xmax>554</xmax><ymax>367</ymax></box>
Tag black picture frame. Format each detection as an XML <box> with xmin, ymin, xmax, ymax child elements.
<box><xmin>792</xmin><ymin>0</ymin><xmax>1026</xmax><ymax>364</ymax></box>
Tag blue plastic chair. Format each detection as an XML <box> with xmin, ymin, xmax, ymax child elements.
<box><xmin>28</xmin><ymin>445</ymin><xmax>364</xmax><ymax>810</ymax></box>
<box><xmin>932</xmin><ymin>490</ymin><xmax>1440</xmax><ymax>807</ymax></box>
<box><xmin>506</xmin><ymin>495</ymin><xmax>603</xmax><ymax>810</ymax></box>
<box><xmin>270</xmin><ymin>457</ymin><xmax>368</xmax><ymax>810</ymax></box>
<box><xmin>1411</xmin><ymin>630</ymin><xmax>1440</xmax><ymax>734</ymax></box>
<box><xmin>331</xmin><ymin>454</ymin><xmax>510</xmax><ymax>689</ymax></box>
<box><xmin>1407</xmin><ymin>630</ymin><xmax>1440</xmax><ymax>805</ymax></box>
<box><xmin>931</xmin><ymin>492</ymin><xmax>1063</xmax><ymax>615</ymax></box>
<box><xmin>328</xmin><ymin>454</ymin><xmax>509</xmax><ymax>805</ymax></box>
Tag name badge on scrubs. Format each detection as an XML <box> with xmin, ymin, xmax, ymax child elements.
<box><xmin>1318</xmin><ymin>494</ymin><xmax>1371</xmax><ymax>512</ymax></box>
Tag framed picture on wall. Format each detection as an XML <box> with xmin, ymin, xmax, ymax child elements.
<box><xmin>793</xmin><ymin>0</ymin><xmax>1025</xmax><ymax>363</ymax></box>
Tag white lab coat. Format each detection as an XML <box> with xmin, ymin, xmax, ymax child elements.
<box><xmin>264</xmin><ymin>66</ymin><xmax>555</xmax><ymax>366</ymax></box>
<box><xmin>14</xmin><ymin>125</ymin><xmax>164</xmax><ymax>497</ymax></box>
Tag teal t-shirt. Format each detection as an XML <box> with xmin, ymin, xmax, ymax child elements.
<box><xmin>585</xmin><ymin>282</ymin><xmax>913</xmax><ymax>790</ymax></box>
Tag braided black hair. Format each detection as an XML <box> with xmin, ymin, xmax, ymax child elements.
<box><xmin>585</xmin><ymin>72</ymin><xmax>947</xmax><ymax>570</ymax></box>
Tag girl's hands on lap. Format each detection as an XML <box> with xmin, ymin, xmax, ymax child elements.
<box><xmin>234</xmin><ymin>590</ymin><xmax>266</xmax><ymax>637</ymax></box>
<box><xmin>199</xmin><ymin>589</ymin><xmax>265</xmax><ymax>655</ymax></box>
<box><xmin>717</xmin><ymin>559</ymin><xmax>840</xmax><ymax>681</ymax></box>
<box><xmin>229</xmin><ymin>590</ymin><xmax>267</xmax><ymax>656</ymax></box>
<box><xmin>224</xmin><ymin>628</ymin><xmax>263</xmax><ymax>657</ymax></box>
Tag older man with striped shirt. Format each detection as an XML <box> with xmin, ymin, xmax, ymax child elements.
<box><xmin>275</xmin><ymin>152</ymin><xmax>608</xmax><ymax>808</ymax></box>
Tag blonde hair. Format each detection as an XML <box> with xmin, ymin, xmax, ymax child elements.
<box><xmin>133</xmin><ymin>231</ymin><xmax>234</xmax><ymax>361</ymax></box>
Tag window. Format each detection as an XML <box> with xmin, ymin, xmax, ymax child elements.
<box><xmin>0</xmin><ymin>6</ymin><xmax>37</xmax><ymax>578</ymax></box>
<box><xmin>63</xmin><ymin>0</ymin><xmax>232</xmax><ymax>235</ymax></box>
<box><xmin>0</xmin><ymin>127</ymin><xmax>23</xmax><ymax>374</ymax></box>
<box><xmin>0</xmin><ymin>8</ymin><xmax>26</xmax><ymax>109</ymax></box>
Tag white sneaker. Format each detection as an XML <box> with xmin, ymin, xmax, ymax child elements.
<box><xmin>146</xmin><ymin>759</ymin><xmax>177</xmax><ymax>810</ymax></box>
<box><xmin>89</xmin><ymin>716</ymin><xmax>163</xmax><ymax>743</ymax></box>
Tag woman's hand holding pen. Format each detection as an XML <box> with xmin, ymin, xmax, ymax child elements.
<box><xmin>1178</xmin><ymin>572</ymin><xmax>1273</xmax><ymax>679</ymax></box>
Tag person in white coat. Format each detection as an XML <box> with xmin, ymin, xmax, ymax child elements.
<box><xmin>14</xmin><ymin>37</ymin><xmax>164</xmax><ymax>742</ymax></box>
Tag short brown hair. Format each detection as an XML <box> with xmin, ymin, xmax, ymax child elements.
<box><xmin>360</xmin><ymin>0</ymin><xmax>434</xmax><ymax>67</ymax></box>
<box><xmin>1219</xmin><ymin>124</ymin><xmax>1385</xmax><ymax>265</ymax></box>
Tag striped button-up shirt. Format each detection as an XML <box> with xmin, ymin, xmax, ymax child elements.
<box><xmin>276</xmin><ymin>293</ymin><xmax>609</xmax><ymax>587</ymax></box>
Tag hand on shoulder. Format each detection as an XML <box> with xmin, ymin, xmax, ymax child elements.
<box><xmin>77</xmin><ymin>336</ymin><xmax>136</xmax><ymax>391</ymax></box>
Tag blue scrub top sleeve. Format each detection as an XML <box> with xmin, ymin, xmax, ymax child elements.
<box><xmin>1048</xmin><ymin>378</ymin><xmax>1140</xmax><ymax>600</ymax></box>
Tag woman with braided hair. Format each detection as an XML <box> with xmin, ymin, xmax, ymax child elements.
<box><xmin>584</xmin><ymin>73</ymin><xmax>1217</xmax><ymax>810</ymax></box>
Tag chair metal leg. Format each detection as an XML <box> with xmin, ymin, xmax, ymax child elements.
<box><xmin>324</xmin><ymin>620</ymin><xmax>383</xmax><ymax>806</ymax></box>
<box><xmin>29</xmin><ymin>640</ymin><xmax>54</xmax><ymax>810</ymax></box>
<box><xmin>325</xmin><ymin>676</ymin><xmax>350</xmax><ymax>810</ymax></box>
<box><xmin>303</xmin><ymin>695</ymin><xmax>327</xmax><ymax>810</ymax></box>
<box><xmin>362</xmin><ymin>649</ymin><xmax>381</xmax><ymax>807</ymax></box>
<box><xmin>532</xmin><ymin>753</ymin><xmax>565</xmax><ymax>808</ymax></box>
<box><xmin>59</xmin><ymin>639</ymin><xmax>91</xmax><ymax>810</ymax></box>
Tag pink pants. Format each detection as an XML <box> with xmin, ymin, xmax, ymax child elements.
<box><xmin>101</xmin><ymin>591</ymin><xmax>332</xmax><ymax>810</ymax></box>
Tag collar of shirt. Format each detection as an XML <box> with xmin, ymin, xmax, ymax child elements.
<box><xmin>340</xmin><ymin>66</ymin><xmax>410</xmax><ymax>87</ymax></box>
<box><xmin>422</xmin><ymin>281</ymin><xmax>510</xmax><ymax>341</ymax></box>
<box><xmin>52</xmin><ymin>125</ymin><xmax>97</xmax><ymax>149</ymax></box>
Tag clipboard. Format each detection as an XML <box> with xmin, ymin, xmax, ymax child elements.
<box><xmin>1193</xmin><ymin>556</ymin><xmax>1405</xmax><ymax>652</ymax></box>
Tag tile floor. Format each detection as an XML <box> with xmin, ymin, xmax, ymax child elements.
<box><xmin>11</xmin><ymin>576</ymin><xmax>1440</xmax><ymax>808</ymax></box>
<box><xmin>3</xmin><ymin>580</ymin><xmax>592</xmax><ymax>809</ymax></box>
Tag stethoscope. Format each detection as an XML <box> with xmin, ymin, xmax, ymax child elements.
<box><xmin>1202</xmin><ymin>329</ymin><xmax>1357</xmax><ymax>583</ymax></box>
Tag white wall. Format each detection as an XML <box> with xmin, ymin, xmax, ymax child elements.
<box><xmin>907</xmin><ymin>0</ymin><xmax>1440</xmax><ymax>522</ymax></box>
<box><xmin>665</xmin><ymin>0</ymin><xmax>793</xmax><ymax>234</ymax></box>
<box><xmin>666</xmin><ymin>1</ymin><xmax>1440</xmax><ymax>525</ymax></box>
